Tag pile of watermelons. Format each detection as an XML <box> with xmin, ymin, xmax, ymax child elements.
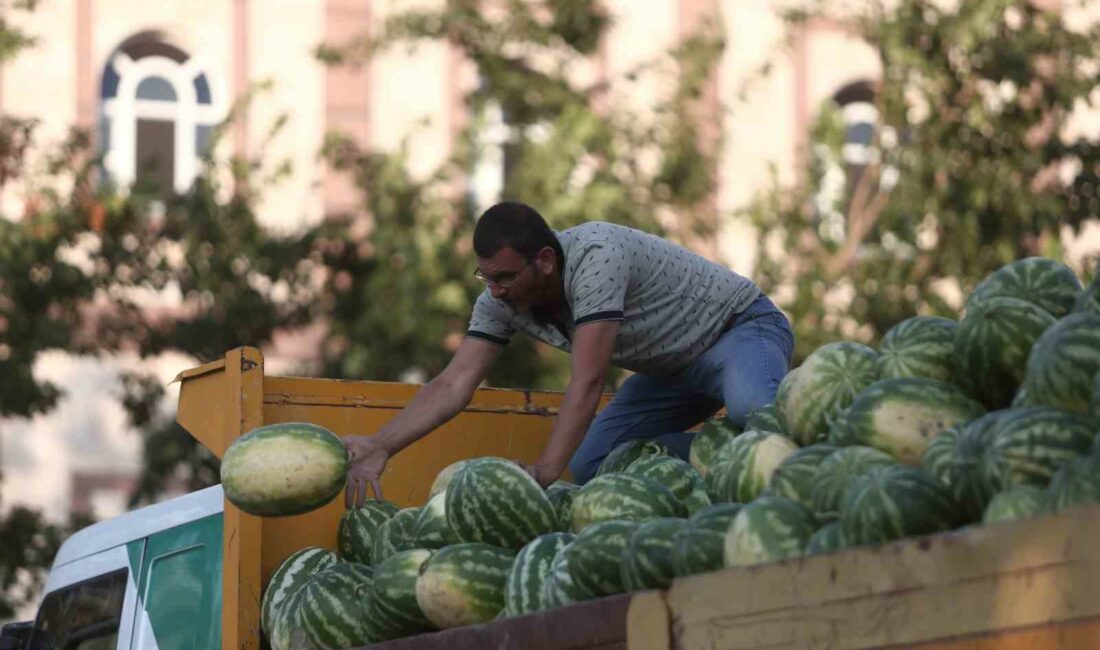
<box><xmin>221</xmin><ymin>256</ymin><xmax>1099</xmax><ymax>649</ymax></box>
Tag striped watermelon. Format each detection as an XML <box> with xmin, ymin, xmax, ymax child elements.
<box><xmin>982</xmin><ymin>485</ymin><xmax>1046</xmax><ymax>524</ymax></box>
<box><xmin>768</xmin><ymin>444</ymin><xmax>837</xmax><ymax>508</ymax></box>
<box><xmin>805</xmin><ymin>521</ymin><xmax>847</xmax><ymax>556</ymax></box>
<box><xmin>364</xmin><ymin>549</ymin><xmax>436</xmax><ymax>640</ymax></box>
<box><xmin>707</xmin><ymin>433</ymin><xmax>799</xmax><ymax>503</ymax></box>
<box><xmin>828</xmin><ymin>377</ymin><xmax>986</xmax><ymax>465</ymax></box>
<box><xmin>596</xmin><ymin>439</ymin><xmax>669</xmax><ymax>476</ymax></box>
<box><xmin>372</xmin><ymin>507</ymin><xmax>422</xmax><ymax>564</ymax></box>
<box><xmin>569</xmin><ymin>474</ymin><xmax>687</xmax><ymax>532</ymax></box>
<box><xmin>689</xmin><ymin>416</ymin><xmax>741</xmax><ymax>475</ymax></box>
<box><xmin>1043</xmin><ymin>454</ymin><xmax>1100</xmax><ymax>512</ymax></box>
<box><xmin>723</xmin><ymin>495</ymin><xmax>817</xmax><ymax>567</ymax></box>
<box><xmin>295</xmin><ymin>562</ymin><xmax>376</xmax><ymax>650</ymax></box>
<box><xmin>745</xmin><ymin>403</ymin><xmax>786</xmax><ymax>435</ymax></box>
<box><xmin>875</xmin><ymin>316</ymin><xmax>959</xmax><ymax>383</ymax></box>
<box><xmin>541</xmin><ymin>544</ymin><xmax>589</xmax><ymax>609</ymax></box>
<box><xmin>775</xmin><ymin>342</ymin><xmax>880</xmax><ymax>445</ymax></box>
<box><xmin>1075</xmin><ymin>274</ymin><xmax>1100</xmax><ymax>315</ymax></box>
<box><xmin>338</xmin><ymin>499</ymin><xmax>398</xmax><ymax>564</ymax></box>
<box><xmin>671</xmin><ymin>503</ymin><xmax>743</xmax><ymax>577</ymax></box>
<box><xmin>446</xmin><ymin>457</ymin><xmax>559</xmax><ymax>549</ymax></box>
<box><xmin>1023</xmin><ymin>313</ymin><xmax>1100</xmax><ymax>415</ymax></box>
<box><xmin>429</xmin><ymin>459</ymin><xmax>473</xmax><ymax>498</ymax></box>
<box><xmin>415</xmin><ymin>543</ymin><xmax>516</xmax><ymax>628</ymax></box>
<box><xmin>920</xmin><ymin>423</ymin><xmax>959</xmax><ymax>487</ymax></box>
<box><xmin>967</xmin><ymin>257</ymin><xmax>1081</xmax><ymax>319</ymax></box>
<box><xmin>1011</xmin><ymin>386</ymin><xmax>1035</xmax><ymax>407</ymax></box>
<box><xmin>546</xmin><ymin>481</ymin><xmax>579</xmax><ymax>530</ymax></box>
<box><xmin>262</xmin><ymin>547</ymin><xmax>339</xmax><ymax>641</ymax></box>
<box><xmin>955</xmin><ymin>296</ymin><xmax>1056</xmax><ymax>408</ymax></box>
<box><xmin>977</xmin><ymin>406</ymin><xmax>1097</xmax><ymax>496</ymax></box>
<box><xmin>935</xmin><ymin>412</ymin><xmax>1009</xmax><ymax>521</ymax></box>
<box><xmin>839</xmin><ymin>465</ymin><xmax>956</xmax><ymax>546</ymax></box>
<box><xmin>504</xmin><ymin>532</ymin><xmax>574</xmax><ymax>616</ymax></box>
<box><xmin>563</xmin><ymin>520</ymin><xmax>639</xmax><ymax>597</ymax></box>
<box><xmin>810</xmin><ymin>446</ymin><xmax>897</xmax><ymax>521</ymax></box>
<box><xmin>221</xmin><ymin>422</ymin><xmax>348</xmax><ymax>517</ymax></box>
<box><xmin>626</xmin><ymin>455</ymin><xmax>706</xmax><ymax>506</ymax></box>
<box><xmin>414</xmin><ymin>490</ymin><xmax>460</xmax><ymax>549</ymax></box>
<box><xmin>620</xmin><ymin>518</ymin><xmax>687</xmax><ymax>591</ymax></box>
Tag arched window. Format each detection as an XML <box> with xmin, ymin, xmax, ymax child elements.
<box><xmin>99</xmin><ymin>33</ymin><xmax>223</xmax><ymax>196</ymax></box>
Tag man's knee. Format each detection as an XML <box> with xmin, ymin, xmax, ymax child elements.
<box><xmin>568</xmin><ymin>453</ymin><xmax>601</xmax><ymax>486</ymax></box>
<box><xmin>725</xmin><ymin>394</ymin><xmax>773</xmax><ymax>429</ymax></box>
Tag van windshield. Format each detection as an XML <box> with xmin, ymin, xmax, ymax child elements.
<box><xmin>28</xmin><ymin>569</ymin><xmax>126</xmax><ymax>650</ymax></box>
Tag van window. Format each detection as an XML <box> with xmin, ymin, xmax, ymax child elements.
<box><xmin>29</xmin><ymin>569</ymin><xmax>127</xmax><ymax>650</ymax></box>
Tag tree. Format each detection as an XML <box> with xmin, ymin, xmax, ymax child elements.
<box><xmin>316</xmin><ymin>0</ymin><xmax>727</xmax><ymax>389</ymax></box>
<box><xmin>748</xmin><ymin>0</ymin><xmax>1099</xmax><ymax>360</ymax></box>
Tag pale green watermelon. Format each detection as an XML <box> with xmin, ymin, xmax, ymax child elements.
<box><xmin>415</xmin><ymin>543</ymin><xmax>516</xmax><ymax>628</ymax></box>
<box><xmin>839</xmin><ymin>465</ymin><xmax>956</xmax><ymax>546</ymax></box>
<box><xmin>707</xmin><ymin>433</ymin><xmax>799</xmax><ymax>503</ymax></box>
<box><xmin>372</xmin><ymin>507</ymin><xmax>421</xmax><ymax>564</ymax></box>
<box><xmin>1043</xmin><ymin>454</ymin><xmax>1100</xmax><ymax>512</ymax></box>
<box><xmin>745</xmin><ymin>403</ymin><xmax>785</xmax><ymax>435</ymax></box>
<box><xmin>723</xmin><ymin>495</ymin><xmax>817</xmax><ymax>567</ymax></box>
<box><xmin>596</xmin><ymin>440</ymin><xmax>669</xmax><ymax>476</ymax></box>
<box><xmin>541</xmin><ymin>544</ymin><xmax>589</xmax><ymax>609</ymax></box>
<box><xmin>295</xmin><ymin>563</ymin><xmax>376</xmax><ymax>650</ymax></box>
<box><xmin>429</xmin><ymin>459</ymin><xmax>473</xmax><ymax>498</ymax></box>
<box><xmin>775</xmin><ymin>342</ymin><xmax>880</xmax><ymax>445</ymax></box>
<box><xmin>337</xmin><ymin>499</ymin><xmax>398</xmax><ymax>564</ymax></box>
<box><xmin>364</xmin><ymin>549</ymin><xmax>436</xmax><ymax>640</ymax></box>
<box><xmin>504</xmin><ymin>532</ymin><xmax>574</xmax><ymax>616</ymax></box>
<box><xmin>804</xmin><ymin>522</ymin><xmax>848</xmax><ymax>556</ymax></box>
<box><xmin>626</xmin><ymin>455</ymin><xmax>707</xmax><ymax>509</ymax></box>
<box><xmin>1023</xmin><ymin>313</ymin><xmax>1100</xmax><ymax>415</ymax></box>
<box><xmin>413</xmin><ymin>490</ymin><xmax>460</xmax><ymax>549</ymax></box>
<box><xmin>828</xmin><ymin>377</ymin><xmax>986</xmax><ymax>465</ymax></box>
<box><xmin>221</xmin><ymin>422</ymin><xmax>348</xmax><ymax>517</ymax></box>
<box><xmin>546</xmin><ymin>480</ymin><xmax>579</xmax><ymax>530</ymax></box>
<box><xmin>982</xmin><ymin>485</ymin><xmax>1046</xmax><ymax>524</ymax></box>
<box><xmin>875</xmin><ymin>316</ymin><xmax>959</xmax><ymax>383</ymax></box>
<box><xmin>569</xmin><ymin>474</ymin><xmax>686</xmax><ymax>532</ymax></box>
<box><xmin>768</xmin><ymin>444</ymin><xmax>837</xmax><ymax>509</ymax></box>
<box><xmin>446</xmin><ymin>457</ymin><xmax>559</xmax><ymax>549</ymax></box>
<box><xmin>671</xmin><ymin>503</ymin><xmax>743</xmax><ymax>577</ymax></box>
<box><xmin>620</xmin><ymin>518</ymin><xmax>687</xmax><ymax>592</ymax></box>
<box><xmin>967</xmin><ymin>257</ymin><xmax>1081</xmax><ymax>319</ymax></box>
<box><xmin>809</xmin><ymin>446</ymin><xmax>896</xmax><ymax>521</ymax></box>
<box><xmin>261</xmin><ymin>547</ymin><xmax>338</xmax><ymax>642</ymax></box>
<box><xmin>689</xmin><ymin>416</ymin><xmax>742</xmax><ymax>476</ymax></box>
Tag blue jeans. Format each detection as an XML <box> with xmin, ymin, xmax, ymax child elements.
<box><xmin>568</xmin><ymin>293</ymin><xmax>795</xmax><ymax>484</ymax></box>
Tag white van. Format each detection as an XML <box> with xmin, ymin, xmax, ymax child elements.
<box><xmin>0</xmin><ymin>486</ymin><xmax>224</xmax><ymax>649</ymax></box>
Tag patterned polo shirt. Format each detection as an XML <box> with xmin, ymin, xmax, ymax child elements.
<box><xmin>467</xmin><ymin>221</ymin><xmax>760</xmax><ymax>376</ymax></box>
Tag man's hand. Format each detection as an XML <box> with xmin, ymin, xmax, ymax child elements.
<box><xmin>344</xmin><ymin>435</ymin><xmax>390</xmax><ymax>507</ymax></box>
<box><xmin>517</xmin><ymin>459</ymin><xmax>561</xmax><ymax>488</ymax></box>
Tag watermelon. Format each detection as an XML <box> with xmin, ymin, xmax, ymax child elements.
<box><xmin>541</xmin><ymin>545</ymin><xmax>589</xmax><ymax>609</ymax></box>
<box><xmin>805</xmin><ymin>521</ymin><xmax>847</xmax><ymax>556</ymax></box>
<box><xmin>626</xmin><ymin>455</ymin><xmax>706</xmax><ymax>505</ymax></box>
<box><xmin>446</xmin><ymin>457</ymin><xmax>559</xmax><ymax>549</ymax></box>
<box><xmin>596</xmin><ymin>439</ymin><xmax>669</xmax><ymax>476</ymax></box>
<box><xmin>414</xmin><ymin>490</ymin><xmax>460</xmax><ymax>549</ymax></box>
<box><xmin>364</xmin><ymin>549</ymin><xmax>436</xmax><ymax>640</ymax></box>
<box><xmin>839</xmin><ymin>465</ymin><xmax>956</xmax><ymax>546</ymax></box>
<box><xmin>935</xmin><ymin>412</ymin><xmax>1010</xmax><ymax>522</ymax></box>
<box><xmin>569</xmin><ymin>474</ymin><xmax>687</xmax><ymax>532</ymax></box>
<box><xmin>707</xmin><ymin>433</ymin><xmax>799</xmax><ymax>503</ymax></box>
<box><xmin>429</xmin><ymin>459</ymin><xmax>473</xmax><ymax>498</ymax></box>
<box><xmin>1023</xmin><ymin>313</ymin><xmax>1100</xmax><ymax>415</ymax></box>
<box><xmin>875</xmin><ymin>316</ymin><xmax>959</xmax><ymax>383</ymax></box>
<box><xmin>564</xmin><ymin>520</ymin><xmax>640</xmax><ymax>597</ymax></box>
<box><xmin>415</xmin><ymin>543</ymin><xmax>516</xmax><ymax>628</ymax></box>
<box><xmin>295</xmin><ymin>562</ymin><xmax>375</xmax><ymax>650</ymax></box>
<box><xmin>546</xmin><ymin>481</ymin><xmax>579</xmax><ymax>530</ymax></box>
<box><xmin>723</xmin><ymin>495</ymin><xmax>817</xmax><ymax>567</ymax></box>
<box><xmin>337</xmin><ymin>499</ymin><xmax>398</xmax><ymax>564</ymax></box>
<box><xmin>920</xmin><ymin>424</ymin><xmax>959</xmax><ymax>487</ymax></box>
<box><xmin>977</xmin><ymin>406</ymin><xmax>1097</xmax><ymax>497</ymax></box>
<box><xmin>955</xmin><ymin>296</ymin><xmax>1056</xmax><ymax>408</ymax></box>
<box><xmin>745</xmin><ymin>403</ymin><xmax>786</xmax><ymax>435</ymax></box>
<box><xmin>221</xmin><ymin>422</ymin><xmax>348</xmax><ymax>517</ymax></box>
<box><xmin>809</xmin><ymin>446</ymin><xmax>896</xmax><ymax>521</ymax></box>
<box><xmin>620</xmin><ymin>518</ymin><xmax>687</xmax><ymax>592</ymax></box>
<box><xmin>828</xmin><ymin>377</ymin><xmax>986</xmax><ymax>465</ymax></box>
<box><xmin>1075</xmin><ymin>274</ymin><xmax>1100</xmax><ymax>315</ymax></box>
<box><xmin>504</xmin><ymin>532</ymin><xmax>574</xmax><ymax>616</ymax></box>
<box><xmin>261</xmin><ymin>547</ymin><xmax>339</xmax><ymax>641</ymax></box>
<box><xmin>689</xmin><ymin>416</ymin><xmax>741</xmax><ymax>476</ymax></box>
<box><xmin>967</xmin><ymin>257</ymin><xmax>1081</xmax><ymax>319</ymax></box>
<box><xmin>775</xmin><ymin>342</ymin><xmax>880</xmax><ymax>445</ymax></box>
<box><xmin>768</xmin><ymin>444</ymin><xmax>837</xmax><ymax>508</ymax></box>
<box><xmin>671</xmin><ymin>503</ymin><xmax>743</xmax><ymax>577</ymax></box>
<box><xmin>1011</xmin><ymin>386</ymin><xmax>1034</xmax><ymax>407</ymax></box>
<box><xmin>982</xmin><ymin>485</ymin><xmax>1046</xmax><ymax>524</ymax></box>
<box><xmin>372</xmin><ymin>507</ymin><xmax>421</xmax><ymax>564</ymax></box>
<box><xmin>1043</xmin><ymin>454</ymin><xmax>1100</xmax><ymax>512</ymax></box>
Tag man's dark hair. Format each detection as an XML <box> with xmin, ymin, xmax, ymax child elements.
<box><xmin>473</xmin><ymin>202</ymin><xmax>563</xmax><ymax>264</ymax></box>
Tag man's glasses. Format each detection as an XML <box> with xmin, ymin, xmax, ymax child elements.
<box><xmin>474</xmin><ymin>260</ymin><xmax>531</xmax><ymax>288</ymax></box>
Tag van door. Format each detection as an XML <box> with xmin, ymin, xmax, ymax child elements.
<box><xmin>130</xmin><ymin>513</ymin><xmax>222</xmax><ymax>650</ymax></box>
<box><xmin>26</xmin><ymin>568</ymin><xmax>131</xmax><ymax>649</ymax></box>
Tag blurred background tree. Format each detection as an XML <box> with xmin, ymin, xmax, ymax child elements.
<box><xmin>748</xmin><ymin>0</ymin><xmax>1099</xmax><ymax>359</ymax></box>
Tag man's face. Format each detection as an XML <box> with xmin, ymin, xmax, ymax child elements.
<box><xmin>476</xmin><ymin>245</ymin><xmax>553</xmax><ymax>312</ymax></box>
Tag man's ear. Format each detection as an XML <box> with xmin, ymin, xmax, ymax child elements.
<box><xmin>535</xmin><ymin>246</ymin><xmax>557</xmax><ymax>274</ymax></box>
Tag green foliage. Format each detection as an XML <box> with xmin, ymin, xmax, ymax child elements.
<box><xmin>749</xmin><ymin>0</ymin><xmax>1100</xmax><ymax>361</ymax></box>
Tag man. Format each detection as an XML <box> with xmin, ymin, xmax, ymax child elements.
<box><xmin>344</xmin><ymin>201</ymin><xmax>793</xmax><ymax>506</ymax></box>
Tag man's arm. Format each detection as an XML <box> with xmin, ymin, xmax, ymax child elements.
<box><xmin>345</xmin><ymin>336</ymin><xmax>502</xmax><ymax>505</ymax></box>
<box><xmin>527</xmin><ymin>320</ymin><xmax>620</xmax><ymax>486</ymax></box>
